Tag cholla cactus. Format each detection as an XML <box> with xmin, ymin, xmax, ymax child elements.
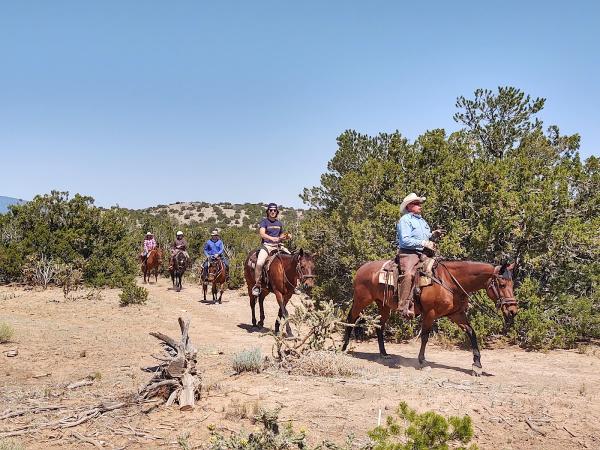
<box><xmin>272</xmin><ymin>296</ymin><xmax>380</xmax><ymax>360</ymax></box>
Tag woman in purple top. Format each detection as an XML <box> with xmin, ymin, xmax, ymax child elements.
<box><xmin>252</xmin><ymin>203</ymin><xmax>292</xmax><ymax>296</ymax></box>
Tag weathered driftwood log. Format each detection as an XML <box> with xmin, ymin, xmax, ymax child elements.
<box><xmin>139</xmin><ymin>317</ymin><xmax>201</xmax><ymax>411</ymax></box>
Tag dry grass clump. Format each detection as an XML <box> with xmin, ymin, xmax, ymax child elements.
<box><xmin>289</xmin><ymin>350</ymin><xmax>362</xmax><ymax>378</ymax></box>
<box><xmin>232</xmin><ymin>348</ymin><xmax>263</xmax><ymax>374</ymax></box>
<box><xmin>224</xmin><ymin>398</ymin><xmax>261</xmax><ymax>421</ymax></box>
<box><xmin>0</xmin><ymin>322</ymin><xmax>15</xmax><ymax>344</ymax></box>
<box><xmin>0</xmin><ymin>439</ymin><xmax>25</xmax><ymax>450</ymax></box>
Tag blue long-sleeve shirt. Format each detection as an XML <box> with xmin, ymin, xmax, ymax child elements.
<box><xmin>396</xmin><ymin>213</ymin><xmax>432</xmax><ymax>250</ymax></box>
<box><xmin>204</xmin><ymin>239</ymin><xmax>224</xmax><ymax>257</ymax></box>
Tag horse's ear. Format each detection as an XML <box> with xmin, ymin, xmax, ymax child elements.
<box><xmin>298</xmin><ymin>248</ymin><xmax>304</xmax><ymax>258</ymax></box>
<box><xmin>507</xmin><ymin>262</ymin><xmax>515</xmax><ymax>271</ymax></box>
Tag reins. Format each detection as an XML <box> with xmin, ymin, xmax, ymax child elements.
<box><xmin>436</xmin><ymin>262</ymin><xmax>510</xmax><ymax>316</ymax></box>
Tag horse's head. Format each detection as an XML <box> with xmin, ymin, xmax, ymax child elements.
<box><xmin>486</xmin><ymin>263</ymin><xmax>518</xmax><ymax>323</ymax></box>
<box><xmin>207</xmin><ymin>257</ymin><xmax>222</xmax><ymax>282</ymax></box>
<box><xmin>295</xmin><ymin>249</ymin><xmax>316</xmax><ymax>294</ymax></box>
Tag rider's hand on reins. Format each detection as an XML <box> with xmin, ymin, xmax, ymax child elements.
<box><xmin>431</xmin><ymin>229</ymin><xmax>446</xmax><ymax>241</ymax></box>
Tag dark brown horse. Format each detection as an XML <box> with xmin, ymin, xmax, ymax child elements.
<box><xmin>342</xmin><ymin>259</ymin><xmax>517</xmax><ymax>374</ymax></box>
<box><xmin>142</xmin><ymin>248</ymin><xmax>163</xmax><ymax>284</ymax></box>
<box><xmin>202</xmin><ymin>257</ymin><xmax>229</xmax><ymax>303</ymax></box>
<box><xmin>243</xmin><ymin>249</ymin><xmax>315</xmax><ymax>333</ymax></box>
<box><xmin>169</xmin><ymin>251</ymin><xmax>188</xmax><ymax>292</ymax></box>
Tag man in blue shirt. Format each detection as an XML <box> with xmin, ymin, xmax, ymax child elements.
<box><xmin>396</xmin><ymin>193</ymin><xmax>442</xmax><ymax>318</ymax></box>
<box><xmin>252</xmin><ymin>203</ymin><xmax>291</xmax><ymax>296</ymax></box>
<box><xmin>202</xmin><ymin>230</ymin><xmax>229</xmax><ymax>278</ymax></box>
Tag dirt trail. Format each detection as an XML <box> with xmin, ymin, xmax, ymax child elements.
<box><xmin>1</xmin><ymin>280</ymin><xmax>599</xmax><ymax>449</ymax></box>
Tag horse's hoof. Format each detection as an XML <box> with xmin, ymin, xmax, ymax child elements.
<box><xmin>380</xmin><ymin>353</ymin><xmax>392</xmax><ymax>360</ymax></box>
<box><xmin>257</xmin><ymin>322</ymin><xmax>264</xmax><ymax>328</ymax></box>
<box><xmin>471</xmin><ymin>364</ymin><xmax>482</xmax><ymax>377</ymax></box>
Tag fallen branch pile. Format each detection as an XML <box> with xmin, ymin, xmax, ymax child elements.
<box><xmin>139</xmin><ymin>317</ymin><xmax>201</xmax><ymax>411</ymax></box>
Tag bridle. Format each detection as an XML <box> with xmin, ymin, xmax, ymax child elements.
<box><xmin>437</xmin><ymin>262</ymin><xmax>517</xmax><ymax>313</ymax></box>
<box><xmin>207</xmin><ymin>257</ymin><xmax>224</xmax><ymax>281</ymax></box>
<box><xmin>274</xmin><ymin>251</ymin><xmax>315</xmax><ymax>291</ymax></box>
<box><xmin>486</xmin><ymin>275</ymin><xmax>517</xmax><ymax>308</ymax></box>
<box><xmin>296</xmin><ymin>260</ymin><xmax>315</xmax><ymax>284</ymax></box>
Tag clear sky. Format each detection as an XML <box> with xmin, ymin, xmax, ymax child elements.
<box><xmin>1</xmin><ymin>1</ymin><xmax>598</xmax><ymax>208</ymax></box>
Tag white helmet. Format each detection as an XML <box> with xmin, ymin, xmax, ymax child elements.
<box><xmin>176</xmin><ymin>231</ymin><xmax>183</xmax><ymax>236</ymax></box>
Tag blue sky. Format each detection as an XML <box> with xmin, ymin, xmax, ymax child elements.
<box><xmin>1</xmin><ymin>1</ymin><xmax>598</xmax><ymax>208</ymax></box>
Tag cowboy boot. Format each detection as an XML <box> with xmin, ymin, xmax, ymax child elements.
<box><xmin>397</xmin><ymin>275</ymin><xmax>416</xmax><ymax>319</ymax></box>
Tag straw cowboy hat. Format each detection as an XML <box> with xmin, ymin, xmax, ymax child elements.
<box><xmin>176</xmin><ymin>231</ymin><xmax>183</xmax><ymax>236</ymax></box>
<box><xmin>210</xmin><ymin>230</ymin><xmax>219</xmax><ymax>237</ymax></box>
<box><xmin>146</xmin><ymin>231</ymin><xmax>153</xmax><ymax>236</ymax></box>
<box><xmin>400</xmin><ymin>193</ymin><xmax>426</xmax><ymax>215</ymax></box>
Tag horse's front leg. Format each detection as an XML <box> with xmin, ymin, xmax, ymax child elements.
<box><xmin>449</xmin><ymin>311</ymin><xmax>482</xmax><ymax>376</ymax></box>
<box><xmin>418</xmin><ymin>311</ymin><xmax>436</xmax><ymax>367</ymax></box>
<box><xmin>281</xmin><ymin>294</ymin><xmax>293</xmax><ymax>337</ymax></box>
<box><xmin>212</xmin><ymin>282</ymin><xmax>218</xmax><ymax>303</ymax></box>
<box><xmin>257</xmin><ymin>294</ymin><xmax>265</xmax><ymax>328</ymax></box>
<box><xmin>202</xmin><ymin>282</ymin><xmax>207</xmax><ymax>301</ymax></box>
<box><xmin>250</xmin><ymin>293</ymin><xmax>257</xmax><ymax>327</ymax></box>
<box><xmin>376</xmin><ymin>300</ymin><xmax>391</xmax><ymax>358</ymax></box>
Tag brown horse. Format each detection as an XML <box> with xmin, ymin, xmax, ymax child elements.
<box><xmin>342</xmin><ymin>259</ymin><xmax>517</xmax><ymax>373</ymax></box>
<box><xmin>169</xmin><ymin>251</ymin><xmax>188</xmax><ymax>292</ymax></box>
<box><xmin>243</xmin><ymin>249</ymin><xmax>315</xmax><ymax>333</ymax></box>
<box><xmin>142</xmin><ymin>248</ymin><xmax>163</xmax><ymax>283</ymax></box>
<box><xmin>202</xmin><ymin>257</ymin><xmax>229</xmax><ymax>303</ymax></box>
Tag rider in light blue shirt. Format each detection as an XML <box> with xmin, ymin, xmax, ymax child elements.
<box><xmin>202</xmin><ymin>230</ymin><xmax>229</xmax><ymax>277</ymax></box>
<box><xmin>397</xmin><ymin>211</ymin><xmax>432</xmax><ymax>251</ymax></box>
<box><xmin>395</xmin><ymin>193</ymin><xmax>441</xmax><ymax>319</ymax></box>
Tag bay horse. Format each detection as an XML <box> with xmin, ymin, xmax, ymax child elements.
<box><xmin>243</xmin><ymin>248</ymin><xmax>315</xmax><ymax>334</ymax></box>
<box><xmin>202</xmin><ymin>256</ymin><xmax>229</xmax><ymax>303</ymax></box>
<box><xmin>142</xmin><ymin>248</ymin><xmax>163</xmax><ymax>284</ymax></box>
<box><xmin>170</xmin><ymin>251</ymin><xmax>188</xmax><ymax>292</ymax></box>
<box><xmin>342</xmin><ymin>259</ymin><xmax>517</xmax><ymax>374</ymax></box>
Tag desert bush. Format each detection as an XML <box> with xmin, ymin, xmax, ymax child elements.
<box><xmin>55</xmin><ymin>260</ymin><xmax>84</xmax><ymax>297</ymax></box>
<box><xmin>290</xmin><ymin>350</ymin><xmax>361</xmax><ymax>378</ymax></box>
<box><xmin>368</xmin><ymin>402</ymin><xmax>477</xmax><ymax>450</ymax></box>
<box><xmin>232</xmin><ymin>348</ymin><xmax>263</xmax><ymax>374</ymax></box>
<box><xmin>271</xmin><ymin>296</ymin><xmax>379</xmax><ymax>378</ymax></box>
<box><xmin>119</xmin><ymin>282</ymin><xmax>148</xmax><ymax>306</ymax></box>
<box><xmin>0</xmin><ymin>322</ymin><xmax>15</xmax><ymax>343</ymax></box>
<box><xmin>208</xmin><ymin>406</ymin><xmax>308</xmax><ymax>450</ymax></box>
<box><xmin>21</xmin><ymin>254</ymin><xmax>60</xmax><ymax>289</ymax></box>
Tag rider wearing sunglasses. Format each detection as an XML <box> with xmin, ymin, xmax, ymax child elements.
<box><xmin>252</xmin><ymin>203</ymin><xmax>292</xmax><ymax>296</ymax></box>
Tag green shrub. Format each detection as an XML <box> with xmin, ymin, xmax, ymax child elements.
<box><xmin>207</xmin><ymin>407</ymin><xmax>308</xmax><ymax>450</ymax></box>
<box><xmin>119</xmin><ymin>282</ymin><xmax>148</xmax><ymax>306</ymax></box>
<box><xmin>0</xmin><ymin>322</ymin><xmax>15</xmax><ymax>343</ymax></box>
<box><xmin>232</xmin><ymin>348</ymin><xmax>263</xmax><ymax>374</ymax></box>
<box><xmin>368</xmin><ymin>402</ymin><xmax>477</xmax><ymax>450</ymax></box>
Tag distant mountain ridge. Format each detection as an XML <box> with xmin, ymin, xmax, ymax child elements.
<box><xmin>140</xmin><ymin>201</ymin><xmax>303</xmax><ymax>227</ymax></box>
<box><xmin>0</xmin><ymin>196</ymin><xmax>25</xmax><ymax>213</ymax></box>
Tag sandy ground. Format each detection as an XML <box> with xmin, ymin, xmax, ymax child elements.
<box><xmin>1</xmin><ymin>279</ymin><xmax>599</xmax><ymax>449</ymax></box>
